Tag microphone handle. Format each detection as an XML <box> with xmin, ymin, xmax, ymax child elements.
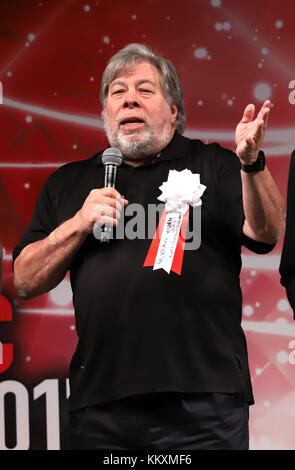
<box><xmin>105</xmin><ymin>164</ymin><xmax>117</xmax><ymax>188</ymax></box>
<box><xmin>100</xmin><ymin>164</ymin><xmax>118</xmax><ymax>241</ymax></box>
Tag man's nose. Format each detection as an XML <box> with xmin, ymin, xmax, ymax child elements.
<box><xmin>123</xmin><ymin>99</ymin><xmax>140</xmax><ymax>109</ymax></box>
<box><xmin>123</xmin><ymin>90</ymin><xmax>140</xmax><ymax>108</ymax></box>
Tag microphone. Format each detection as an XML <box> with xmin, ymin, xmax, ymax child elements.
<box><xmin>101</xmin><ymin>147</ymin><xmax>123</xmax><ymax>187</ymax></box>
<box><xmin>95</xmin><ymin>148</ymin><xmax>123</xmax><ymax>242</ymax></box>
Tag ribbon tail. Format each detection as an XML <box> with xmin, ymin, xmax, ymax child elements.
<box><xmin>170</xmin><ymin>208</ymin><xmax>189</xmax><ymax>275</ymax></box>
<box><xmin>143</xmin><ymin>209</ymin><xmax>167</xmax><ymax>267</ymax></box>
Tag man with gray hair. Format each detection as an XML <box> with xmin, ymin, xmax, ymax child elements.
<box><xmin>13</xmin><ymin>43</ymin><xmax>284</xmax><ymax>450</ymax></box>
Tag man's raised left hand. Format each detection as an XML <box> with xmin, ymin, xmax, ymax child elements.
<box><xmin>235</xmin><ymin>99</ymin><xmax>271</xmax><ymax>165</ymax></box>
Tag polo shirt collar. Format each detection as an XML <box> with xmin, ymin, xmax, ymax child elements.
<box><xmin>156</xmin><ymin>132</ymin><xmax>190</xmax><ymax>162</ymax></box>
<box><xmin>95</xmin><ymin>131</ymin><xmax>190</xmax><ymax>168</ymax></box>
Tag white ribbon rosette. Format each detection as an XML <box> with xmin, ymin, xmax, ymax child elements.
<box><xmin>148</xmin><ymin>169</ymin><xmax>206</xmax><ymax>274</ymax></box>
<box><xmin>158</xmin><ymin>169</ymin><xmax>206</xmax><ymax>213</ymax></box>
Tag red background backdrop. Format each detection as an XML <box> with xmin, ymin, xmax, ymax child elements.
<box><xmin>0</xmin><ymin>0</ymin><xmax>295</xmax><ymax>450</ymax></box>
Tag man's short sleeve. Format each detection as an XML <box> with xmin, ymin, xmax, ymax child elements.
<box><xmin>12</xmin><ymin>173</ymin><xmax>58</xmax><ymax>267</ymax></box>
<box><xmin>241</xmin><ymin>232</ymin><xmax>275</xmax><ymax>254</ymax></box>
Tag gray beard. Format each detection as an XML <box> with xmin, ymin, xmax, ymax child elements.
<box><xmin>103</xmin><ymin>121</ymin><xmax>173</xmax><ymax>162</ymax></box>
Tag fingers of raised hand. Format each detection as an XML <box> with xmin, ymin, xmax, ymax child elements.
<box><xmin>240</xmin><ymin>104</ymin><xmax>255</xmax><ymax>123</ymax></box>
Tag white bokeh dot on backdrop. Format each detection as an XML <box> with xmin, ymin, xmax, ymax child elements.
<box><xmin>275</xmin><ymin>19</ymin><xmax>283</xmax><ymax>29</ymax></box>
<box><xmin>277</xmin><ymin>299</ymin><xmax>289</xmax><ymax>312</ymax></box>
<box><xmin>194</xmin><ymin>48</ymin><xmax>208</xmax><ymax>59</ymax></box>
<box><xmin>243</xmin><ymin>305</ymin><xmax>254</xmax><ymax>317</ymax></box>
<box><xmin>254</xmin><ymin>82</ymin><xmax>272</xmax><ymax>101</ymax></box>
<box><xmin>276</xmin><ymin>351</ymin><xmax>289</xmax><ymax>364</ymax></box>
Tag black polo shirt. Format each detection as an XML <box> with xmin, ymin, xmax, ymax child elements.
<box><xmin>13</xmin><ymin>132</ymin><xmax>274</xmax><ymax>410</ymax></box>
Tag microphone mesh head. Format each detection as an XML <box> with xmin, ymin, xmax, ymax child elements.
<box><xmin>101</xmin><ymin>148</ymin><xmax>123</xmax><ymax>166</ymax></box>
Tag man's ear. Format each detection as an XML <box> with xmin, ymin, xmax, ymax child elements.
<box><xmin>171</xmin><ymin>105</ymin><xmax>178</xmax><ymax>125</ymax></box>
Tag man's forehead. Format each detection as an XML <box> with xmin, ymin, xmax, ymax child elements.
<box><xmin>110</xmin><ymin>61</ymin><xmax>160</xmax><ymax>85</ymax></box>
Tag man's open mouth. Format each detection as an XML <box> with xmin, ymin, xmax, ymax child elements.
<box><xmin>120</xmin><ymin>118</ymin><xmax>145</xmax><ymax>126</ymax></box>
